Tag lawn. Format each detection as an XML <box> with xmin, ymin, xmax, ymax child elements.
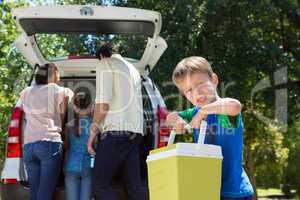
<box><xmin>258</xmin><ymin>188</ymin><xmax>299</xmax><ymax>200</ymax></box>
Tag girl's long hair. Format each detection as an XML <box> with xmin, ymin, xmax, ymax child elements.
<box><xmin>73</xmin><ymin>91</ymin><xmax>92</xmax><ymax>137</ymax></box>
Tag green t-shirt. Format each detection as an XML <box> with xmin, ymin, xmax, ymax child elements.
<box><xmin>178</xmin><ymin>107</ymin><xmax>240</xmax><ymax>128</ymax></box>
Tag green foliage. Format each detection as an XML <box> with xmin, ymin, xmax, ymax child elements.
<box><xmin>282</xmin><ymin>120</ymin><xmax>300</xmax><ymax>195</ymax></box>
<box><xmin>253</xmin><ymin>125</ymin><xmax>289</xmax><ymax>188</ymax></box>
<box><xmin>0</xmin><ymin>0</ymin><xmax>32</xmax><ymax>166</ymax></box>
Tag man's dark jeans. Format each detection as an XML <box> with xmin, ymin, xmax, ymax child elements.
<box><xmin>92</xmin><ymin>131</ymin><xmax>146</xmax><ymax>200</ymax></box>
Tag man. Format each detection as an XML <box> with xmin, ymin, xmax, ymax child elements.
<box><xmin>87</xmin><ymin>44</ymin><xmax>145</xmax><ymax>200</ymax></box>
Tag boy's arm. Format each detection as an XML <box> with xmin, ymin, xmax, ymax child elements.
<box><xmin>190</xmin><ymin>98</ymin><xmax>241</xmax><ymax>128</ymax></box>
<box><xmin>201</xmin><ymin>98</ymin><xmax>241</xmax><ymax>116</ymax></box>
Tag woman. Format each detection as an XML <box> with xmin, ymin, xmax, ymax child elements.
<box><xmin>20</xmin><ymin>63</ymin><xmax>73</xmax><ymax>200</ymax></box>
<box><xmin>64</xmin><ymin>90</ymin><xmax>93</xmax><ymax>200</ymax></box>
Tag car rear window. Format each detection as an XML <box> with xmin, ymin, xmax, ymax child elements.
<box><xmin>35</xmin><ymin>33</ymin><xmax>148</xmax><ymax>61</ymax></box>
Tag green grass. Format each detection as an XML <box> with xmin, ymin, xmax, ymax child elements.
<box><xmin>257</xmin><ymin>188</ymin><xmax>284</xmax><ymax>197</ymax></box>
<box><xmin>258</xmin><ymin>188</ymin><xmax>299</xmax><ymax>200</ymax></box>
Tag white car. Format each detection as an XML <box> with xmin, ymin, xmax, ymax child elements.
<box><xmin>1</xmin><ymin>5</ymin><xmax>172</xmax><ymax>199</ymax></box>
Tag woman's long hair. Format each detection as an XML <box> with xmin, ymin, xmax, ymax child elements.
<box><xmin>34</xmin><ymin>63</ymin><xmax>58</xmax><ymax>85</ymax></box>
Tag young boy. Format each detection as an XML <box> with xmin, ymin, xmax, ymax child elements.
<box><xmin>166</xmin><ymin>56</ymin><xmax>254</xmax><ymax>200</ymax></box>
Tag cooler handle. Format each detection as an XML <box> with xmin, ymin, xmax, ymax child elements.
<box><xmin>195</xmin><ymin>120</ymin><xmax>207</xmax><ymax>145</ymax></box>
<box><xmin>167</xmin><ymin>130</ymin><xmax>176</xmax><ymax>146</ymax></box>
<box><xmin>167</xmin><ymin>120</ymin><xmax>207</xmax><ymax>146</ymax></box>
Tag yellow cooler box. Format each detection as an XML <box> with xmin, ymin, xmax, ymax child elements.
<box><xmin>147</xmin><ymin>143</ymin><xmax>223</xmax><ymax>200</ymax></box>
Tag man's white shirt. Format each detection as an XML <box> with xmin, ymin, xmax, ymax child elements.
<box><xmin>95</xmin><ymin>54</ymin><xmax>144</xmax><ymax>135</ymax></box>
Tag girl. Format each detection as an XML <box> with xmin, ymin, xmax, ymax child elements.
<box><xmin>64</xmin><ymin>90</ymin><xmax>94</xmax><ymax>200</ymax></box>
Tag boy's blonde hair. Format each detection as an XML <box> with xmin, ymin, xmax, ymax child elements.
<box><xmin>172</xmin><ymin>56</ymin><xmax>213</xmax><ymax>83</ymax></box>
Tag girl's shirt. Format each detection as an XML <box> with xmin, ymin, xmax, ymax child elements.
<box><xmin>64</xmin><ymin>116</ymin><xmax>93</xmax><ymax>172</ymax></box>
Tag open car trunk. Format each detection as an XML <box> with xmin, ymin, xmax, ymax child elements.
<box><xmin>12</xmin><ymin>5</ymin><xmax>167</xmax><ymax>75</ymax></box>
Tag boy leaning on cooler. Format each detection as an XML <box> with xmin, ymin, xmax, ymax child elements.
<box><xmin>166</xmin><ymin>56</ymin><xmax>254</xmax><ymax>200</ymax></box>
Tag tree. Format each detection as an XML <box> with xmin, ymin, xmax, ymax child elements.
<box><xmin>0</xmin><ymin>0</ymin><xmax>33</xmax><ymax>165</ymax></box>
<box><xmin>119</xmin><ymin>0</ymin><xmax>300</xmax><ymax>198</ymax></box>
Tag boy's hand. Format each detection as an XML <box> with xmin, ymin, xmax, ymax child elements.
<box><xmin>190</xmin><ymin>111</ymin><xmax>207</xmax><ymax>129</ymax></box>
<box><xmin>166</xmin><ymin>112</ymin><xmax>187</xmax><ymax>134</ymax></box>
<box><xmin>174</xmin><ymin>118</ymin><xmax>188</xmax><ymax>134</ymax></box>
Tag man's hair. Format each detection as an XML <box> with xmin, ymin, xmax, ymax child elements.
<box><xmin>34</xmin><ymin>63</ymin><xmax>58</xmax><ymax>85</ymax></box>
<box><xmin>96</xmin><ymin>43</ymin><xmax>113</xmax><ymax>59</ymax></box>
<box><xmin>172</xmin><ymin>56</ymin><xmax>213</xmax><ymax>83</ymax></box>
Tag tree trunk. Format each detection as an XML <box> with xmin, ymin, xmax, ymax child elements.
<box><xmin>245</xmin><ymin>139</ymin><xmax>257</xmax><ymax>200</ymax></box>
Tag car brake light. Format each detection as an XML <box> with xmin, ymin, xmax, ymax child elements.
<box><xmin>157</xmin><ymin>106</ymin><xmax>171</xmax><ymax>148</ymax></box>
<box><xmin>2</xmin><ymin>178</ymin><xmax>17</xmax><ymax>184</ymax></box>
<box><xmin>6</xmin><ymin>107</ymin><xmax>23</xmax><ymax>158</ymax></box>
